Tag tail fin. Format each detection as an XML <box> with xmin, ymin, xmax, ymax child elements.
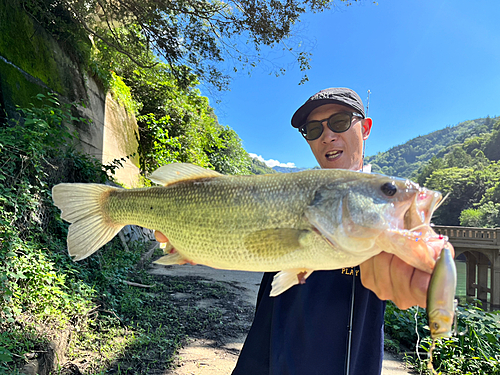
<box><xmin>52</xmin><ymin>183</ymin><xmax>125</xmax><ymax>261</ymax></box>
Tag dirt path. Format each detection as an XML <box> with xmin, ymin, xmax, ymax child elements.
<box><xmin>149</xmin><ymin>264</ymin><xmax>412</xmax><ymax>375</ymax></box>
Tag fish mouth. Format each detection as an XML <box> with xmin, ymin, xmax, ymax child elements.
<box><xmin>428</xmin><ymin>308</ymin><xmax>454</xmax><ymax>339</ymax></box>
<box><xmin>403</xmin><ymin>188</ymin><xmax>443</xmax><ymax>231</ymax></box>
<box><xmin>325</xmin><ymin>150</ymin><xmax>342</xmax><ymax>161</ymax></box>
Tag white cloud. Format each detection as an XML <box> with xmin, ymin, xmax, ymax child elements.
<box><xmin>249</xmin><ymin>153</ymin><xmax>296</xmax><ymax>169</ymax></box>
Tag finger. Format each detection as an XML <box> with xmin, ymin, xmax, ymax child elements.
<box><xmin>410</xmin><ymin>268</ymin><xmax>432</xmax><ymax>308</ymax></box>
<box><xmin>360</xmin><ymin>252</ymin><xmax>394</xmax><ymax>302</ymax></box>
<box><xmin>390</xmin><ymin>256</ymin><xmax>418</xmax><ymax>310</ymax></box>
<box><xmin>373</xmin><ymin>252</ymin><xmax>394</xmax><ymax>301</ymax></box>
<box><xmin>360</xmin><ymin>257</ymin><xmax>376</xmax><ymax>292</ymax></box>
<box><xmin>154</xmin><ymin>230</ymin><xmax>168</xmax><ymax>243</ymax></box>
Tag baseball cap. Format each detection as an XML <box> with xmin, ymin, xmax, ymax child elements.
<box><xmin>291</xmin><ymin>87</ymin><xmax>366</xmax><ymax>128</ymax></box>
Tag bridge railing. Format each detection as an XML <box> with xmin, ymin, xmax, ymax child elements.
<box><xmin>433</xmin><ymin>225</ymin><xmax>500</xmax><ymax>247</ymax></box>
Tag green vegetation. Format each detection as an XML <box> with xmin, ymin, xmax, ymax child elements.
<box><xmin>376</xmin><ymin>116</ymin><xmax>500</xmax><ymax>370</ymax></box>
<box><xmin>420</xmin><ymin>118</ymin><xmax>500</xmax><ymax>226</ymax></box>
<box><xmin>0</xmin><ymin>95</ymin><xmax>253</xmax><ymax>374</ymax></box>
<box><xmin>384</xmin><ymin>302</ymin><xmax>500</xmax><ymax>374</ymax></box>
<box><xmin>366</xmin><ymin>116</ymin><xmax>500</xmax><ymax>227</ymax></box>
<box><xmin>20</xmin><ymin>0</ymin><xmax>360</xmax><ymax>90</ymax></box>
<box><xmin>365</xmin><ymin>116</ymin><xmax>498</xmax><ymax>179</ymax></box>
<box><xmin>92</xmin><ymin>34</ymin><xmax>253</xmax><ymax>177</ymax></box>
<box><xmin>4</xmin><ymin>2</ymin><xmax>500</xmax><ymax>374</ymax></box>
<box><xmin>250</xmin><ymin>157</ymin><xmax>277</xmax><ymax>175</ymax></box>
<box><xmin>0</xmin><ymin>93</ymin><xmax>105</xmax><ymax>372</ymax></box>
<box><xmin>3</xmin><ymin>0</ymin><xmax>286</xmax><ymax>180</ymax></box>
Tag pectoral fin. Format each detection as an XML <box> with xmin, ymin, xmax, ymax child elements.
<box><xmin>244</xmin><ymin>228</ymin><xmax>309</xmax><ymax>260</ymax></box>
<box><xmin>270</xmin><ymin>269</ymin><xmax>314</xmax><ymax>296</ymax></box>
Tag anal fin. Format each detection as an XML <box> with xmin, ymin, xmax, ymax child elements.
<box><xmin>270</xmin><ymin>269</ymin><xmax>314</xmax><ymax>297</ymax></box>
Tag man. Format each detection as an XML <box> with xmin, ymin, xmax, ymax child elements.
<box><xmin>229</xmin><ymin>87</ymin><xmax>451</xmax><ymax>375</ymax></box>
<box><xmin>156</xmin><ymin>87</ymin><xmax>451</xmax><ymax>374</ymax></box>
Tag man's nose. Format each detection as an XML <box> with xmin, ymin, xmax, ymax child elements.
<box><xmin>319</xmin><ymin>122</ymin><xmax>337</xmax><ymax>142</ymax></box>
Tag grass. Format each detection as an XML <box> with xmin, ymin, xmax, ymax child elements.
<box><xmin>1</xmin><ymin>236</ymin><xmax>253</xmax><ymax>374</ymax></box>
<box><xmin>384</xmin><ymin>301</ymin><xmax>500</xmax><ymax>374</ymax></box>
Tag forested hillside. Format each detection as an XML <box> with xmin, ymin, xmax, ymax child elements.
<box><xmin>366</xmin><ymin>116</ymin><xmax>500</xmax><ymax>227</ymax></box>
<box><xmin>365</xmin><ymin>116</ymin><xmax>499</xmax><ymax>179</ymax></box>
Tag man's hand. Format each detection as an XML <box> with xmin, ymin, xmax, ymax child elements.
<box><xmin>359</xmin><ymin>241</ymin><xmax>455</xmax><ymax>310</ymax></box>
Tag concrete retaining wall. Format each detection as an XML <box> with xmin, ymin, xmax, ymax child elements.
<box><xmin>0</xmin><ymin>0</ymin><xmax>140</xmax><ymax>187</ymax></box>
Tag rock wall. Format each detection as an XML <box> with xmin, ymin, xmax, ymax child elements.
<box><xmin>0</xmin><ymin>0</ymin><xmax>140</xmax><ymax>187</ymax></box>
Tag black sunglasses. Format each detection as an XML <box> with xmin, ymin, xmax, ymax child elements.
<box><xmin>299</xmin><ymin>112</ymin><xmax>363</xmax><ymax>141</ymax></box>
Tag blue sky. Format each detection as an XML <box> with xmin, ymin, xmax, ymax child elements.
<box><xmin>203</xmin><ymin>0</ymin><xmax>500</xmax><ymax>169</ymax></box>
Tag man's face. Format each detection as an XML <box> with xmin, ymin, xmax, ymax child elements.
<box><xmin>306</xmin><ymin>103</ymin><xmax>372</xmax><ymax>170</ymax></box>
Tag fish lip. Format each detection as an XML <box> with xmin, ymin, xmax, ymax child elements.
<box><xmin>403</xmin><ymin>188</ymin><xmax>443</xmax><ymax>230</ymax></box>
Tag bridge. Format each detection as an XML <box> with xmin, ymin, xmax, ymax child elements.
<box><xmin>433</xmin><ymin>225</ymin><xmax>500</xmax><ymax>308</ymax></box>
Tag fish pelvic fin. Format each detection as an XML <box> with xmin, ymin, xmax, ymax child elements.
<box><xmin>149</xmin><ymin>163</ymin><xmax>223</xmax><ymax>186</ymax></box>
<box><xmin>270</xmin><ymin>269</ymin><xmax>314</xmax><ymax>297</ymax></box>
<box><xmin>154</xmin><ymin>252</ymin><xmax>195</xmax><ymax>266</ymax></box>
<box><xmin>52</xmin><ymin>183</ymin><xmax>124</xmax><ymax>261</ymax></box>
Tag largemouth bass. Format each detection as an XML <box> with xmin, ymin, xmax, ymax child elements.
<box><xmin>52</xmin><ymin>163</ymin><xmax>442</xmax><ymax>296</ymax></box>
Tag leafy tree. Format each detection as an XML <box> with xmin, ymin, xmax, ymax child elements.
<box><xmin>23</xmin><ymin>0</ymin><xmax>357</xmax><ymax>90</ymax></box>
<box><xmin>443</xmin><ymin>146</ymin><xmax>474</xmax><ymax>168</ymax></box>
<box><xmin>249</xmin><ymin>157</ymin><xmax>277</xmax><ymax>175</ymax></box>
<box><xmin>426</xmin><ymin>167</ymin><xmax>482</xmax><ymax>225</ymax></box>
<box><xmin>366</xmin><ymin>117</ymin><xmax>499</xmax><ymax>179</ymax></box>
<box><xmin>205</xmin><ymin>126</ymin><xmax>252</xmax><ymax>175</ymax></box>
<box><xmin>136</xmin><ymin>91</ymin><xmax>251</xmax><ymax>176</ymax></box>
<box><xmin>460</xmin><ymin>202</ymin><xmax>500</xmax><ymax>228</ymax></box>
<box><xmin>459</xmin><ymin>208</ymin><xmax>485</xmax><ymax>227</ymax></box>
<box><xmin>483</xmin><ymin>118</ymin><xmax>500</xmax><ymax>161</ymax></box>
<box><xmin>481</xmin><ymin>180</ymin><xmax>500</xmax><ymax>204</ymax></box>
<box><xmin>425</xmin><ymin>162</ymin><xmax>500</xmax><ymax>225</ymax></box>
<box><xmin>90</xmin><ymin>36</ymin><xmax>252</xmax><ymax>176</ymax></box>
<box><xmin>415</xmin><ymin>156</ymin><xmax>445</xmax><ymax>186</ymax></box>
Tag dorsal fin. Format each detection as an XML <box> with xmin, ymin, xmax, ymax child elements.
<box><xmin>149</xmin><ymin>163</ymin><xmax>223</xmax><ymax>186</ymax></box>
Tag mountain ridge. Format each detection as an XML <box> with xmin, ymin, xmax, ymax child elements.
<box><xmin>364</xmin><ymin>116</ymin><xmax>499</xmax><ymax>179</ymax></box>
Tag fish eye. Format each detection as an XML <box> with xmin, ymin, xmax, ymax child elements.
<box><xmin>381</xmin><ymin>182</ymin><xmax>397</xmax><ymax>197</ymax></box>
<box><xmin>432</xmin><ymin>322</ymin><xmax>440</xmax><ymax>330</ymax></box>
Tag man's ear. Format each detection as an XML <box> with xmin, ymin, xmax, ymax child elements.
<box><xmin>362</xmin><ymin>118</ymin><xmax>372</xmax><ymax>140</ymax></box>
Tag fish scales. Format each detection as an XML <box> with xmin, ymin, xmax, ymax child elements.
<box><xmin>105</xmin><ymin>171</ymin><xmax>350</xmax><ymax>270</ymax></box>
<box><xmin>52</xmin><ymin>163</ymin><xmax>444</xmax><ymax>296</ymax></box>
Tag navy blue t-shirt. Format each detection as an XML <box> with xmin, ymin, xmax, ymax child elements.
<box><xmin>232</xmin><ymin>268</ymin><xmax>385</xmax><ymax>375</ymax></box>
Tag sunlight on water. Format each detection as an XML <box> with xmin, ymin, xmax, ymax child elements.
<box><xmin>455</xmin><ymin>259</ymin><xmax>493</xmax><ymax>309</ymax></box>
<box><xmin>456</xmin><ymin>260</ymin><xmax>466</xmax><ymax>297</ymax></box>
